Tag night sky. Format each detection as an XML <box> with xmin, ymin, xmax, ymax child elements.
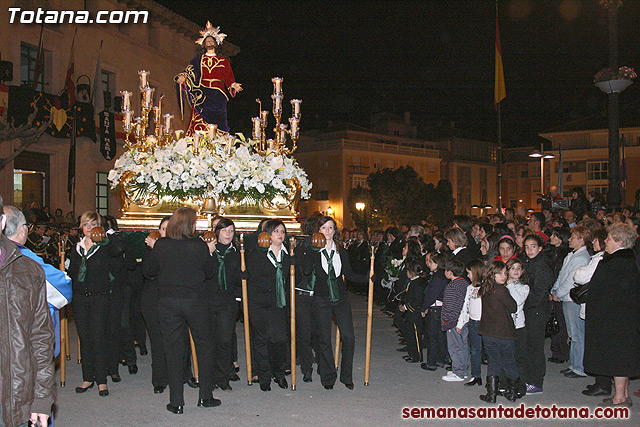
<box><xmin>158</xmin><ymin>0</ymin><xmax>640</xmax><ymax>146</ymax></box>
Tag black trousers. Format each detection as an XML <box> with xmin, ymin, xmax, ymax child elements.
<box><xmin>248</xmin><ymin>302</ymin><xmax>288</xmax><ymax>386</ymax></box>
<box><xmin>425</xmin><ymin>306</ymin><xmax>447</xmax><ymax>367</ymax></box>
<box><xmin>140</xmin><ymin>286</ymin><xmax>193</xmax><ymax>387</ymax></box>
<box><xmin>73</xmin><ymin>293</ymin><xmax>110</xmax><ymax>385</ymax></box>
<box><xmin>523</xmin><ymin>306</ymin><xmax>549</xmax><ymax>388</ymax></box>
<box><xmin>106</xmin><ymin>288</ymin><xmax>136</xmax><ymax>375</ymax></box>
<box><xmin>549</xmin><ymin>300</ymin><xmax>569</xmax><ymax>360</ymax></box>
<box><xmin>130</xmin><ymin>278</ymin><xmax>147</xmax><ymax>350</ymax></box>
<box><xmin>312</xmin><ymin>296</ymin><xmax>355</xmax><ymax>386</ymax></box>
<box><xmin>159</xmin><ymin>297</ymin><xmax>214</xmax><ymax>406</ymax></box>
<box><xmin>394</xmin><ymin>310</ymin><xmax>422</xmax><ymax>362</ymax></box>
<box><xmin>208</xmin><ymin>294</ymin><xmax>238</xmax><ymax>385</ymax></box>
<box><xmin>295</xmin><ymin>293</ymin><xmax>317</xmax><ymax>375</ymax></box>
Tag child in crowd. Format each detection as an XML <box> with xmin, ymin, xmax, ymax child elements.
<box><xmin>420</xmin><ymin>252</ymin><xmax>450</xmax><ymax>371</ymax></box>
<box><xmin>440</xmin><ymin>259</ymin><xmax>470</xmax><ymax>382</ymax></box>
<box><xmin>478</xmin><ymin>261</ymin><xmax>518</xmax><ymax>403</ymax></box>
<box><xmin>456</xmin><ymin>259</ymin><xmax>485</xmax><ymax>387</ymax></box>
<box><xmin>394</xmin><ymin>260</ymin><xmax>428</xmax><ymax>363</ymax></box>
<box><xmin>505</xmin><ymin>258</ymin><xmax>530</xmax><ymax>399</ymax></box>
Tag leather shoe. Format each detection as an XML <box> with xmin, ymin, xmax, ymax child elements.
<box><xmin>154</xmin><ymin>386</ymin><xmax>166</xmax><ymax>394</ymax></box>
<box><xmin>186</xmin><ymin>377</ymin><xmax>199</xmax><ymax>388</ymax></box>
<box><xmin>324</xmin><ymin>384</ymin><xmax>333</xmax><ymax>390</ymax></box>
<box><xmin>110</xmin><ymin>373</ymin><xmax>121</xmax><ymax>383</ymax></box>
<box><xmin>303</xmin><ymin>372</ymin><xmax>312</xmax><ymax>383</ymax></box>
<box><xmin>345</xmin><ymin>383</ymin><xmax>354</xmax><ymax>390</ymax></box>
<box><xmin>465</xmin><ymin>377</ymin><xmax>482</xmax><ymax>387</ymax></box>
<box><xmin>564</xmin><ymin>371</ymin><xmax>587</xmax><ymax>378</ymax></box>
<box><xmin>274</xmin><ymin>377</ymin><xmax>288</xmax><ymax>389</ymax></box>
<box><xmin>420</xmin><ymin>363</ymin><xmax>437</xmax><ymax>371</ymax></box>
<box><xmin>405</xmin><ymin>358</ymin><xmax>420</xmax><ymax>363</ymax></box>
<box><xmin>197</xmin><ymin>397</ymin><xmax>221</xmax><ymax>408</ymax></box>
<box><xmin>217</xmin><ymin>382</ymin><xmax>232</xmax><ymax>391</ymax></box>
<box><xmin>166</xmin><ymin>403</ymin><xmax>184</xmax><ymax>414</ymax></box>
<box><xmin>260</xmin><ymin>383</ymin><xmax>271</xmax><ymax>391</ymax></box>
<box><xmin>234</xmin><ymin>365</ymin><xmax>240</xmax><ymax>373</ymax></box>
<box><xmin>128</xmin><ymin>365</ymin><xmax>138</xmax><ymax>375</ymax></box>
<box><xmin>75</xmin><ymin>382</ymin><xmax>94</xmax><ymax>393</ymax></box>
<box><xmin>98</xmin><ymin>388</ymin><xmax>109</xmax><ymax>397</ymax></box>
<box><xmin>582</xmin><ymin>387</ymin><xmax>611</xmax><ymax>396</ymax></box>
<box><xmin>560</xmin><ymin>368</ymin><xmax>572</xmax><ymax>374</ymax></box>
<box><xmin>230</xmin><ymin>373</ymin><xmax>240</xmax><ymax>381</ymax></box>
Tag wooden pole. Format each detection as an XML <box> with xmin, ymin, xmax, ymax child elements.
<box><xmin>364</xmin><ymin>246</ymin><xmax>375</xmax><ymax>385</ymax></box>
<box><xmin>240</xmin><ymin>235</ymin><xmax>253</xmax><ymax>385</ymax></box>
<box><xmin>289</xmin><ymin>237</ymin><xmax>297</xmax><ymax>391</ymax></box>
<box><xmin>189</xmin><ymin>329</ymin><xmax>199</xmax><ymax>383</ymax></box>
<box><xmin>334</xmin><ymin>324</ymin><xmax>341</xmax><ymax>368</ymax></box>
<box><xmin>58</xmin><ymin>239</ymin><xmax>67</xmax><ymax>387</ymax></box>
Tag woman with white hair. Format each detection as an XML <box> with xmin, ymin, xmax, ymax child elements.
<box><xmin>583</xmin><ymin>224</ymin><xmax>640</xmax><ymax>408</ymax></box>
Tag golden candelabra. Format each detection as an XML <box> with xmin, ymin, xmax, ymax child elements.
<box><xmin>120</xmin><ymin>70</ymin><xmax>176</xmax><ymax>151</ymax></box>
<box><xmin>252</xmin><ymin>77</ymin><xmax>301</xmax><ymax>156</ymax></box>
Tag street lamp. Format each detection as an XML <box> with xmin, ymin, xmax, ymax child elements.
<box><xmin>529</xmin><ymin>144</ymin><xmax>555</xmax><ymax>195</ymax></box>
<box><xmin>327</xmin><ymin>206</ymin><xmax>334</xmax><ymax>217</ymax></box>
<box><xmin>355</xmin><ymin>202</ymin><xmax>365</xmax><ymax>211</ymax></box>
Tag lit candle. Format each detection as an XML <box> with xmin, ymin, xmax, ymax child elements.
<box><xmin>272</xmin><ymin>94</ymin><xmax>282</xmax><ymax>114</ymax></box>
<box><xmin>123</xmin><ymin>110</ymin><xmax>133</xmax><ymax>130</ymax></box>
<box><xmin>207</xmin><ymin>124</ymin><xmax>218</xmax><ymax>141</ymax></box>
<box><xmin>138</xmin><ymin>70</ymin><xmax>150</xmax><ymax>89</ymax></box>
<box><xmin>289</xmin><ymin>117</ymin><xmax>300</xmax><ymax>138</ymax></box>
<box><xmin>120</xmin><ymin>91</ymin><xmax>132</xmax><ymax>112</ymax></box>
<box><xmin>290</xmin><ymin>99</ymin><xmax>302</xmax><ymax>119</ymax></box>
<box><xmin>163</xmin><ymin>113</ymin><xmax>173</xmax><ymax>133</ymax></box>
<box><xmin>272</xmin><ymin>77</ymin><xmax>283</xmax><ymax>95</ymax></box>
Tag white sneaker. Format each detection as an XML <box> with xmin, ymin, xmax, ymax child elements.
<box><xmin>442</xmin><ymin>371</ymin><xmax>465</xmax><ymax>382</ymax></box>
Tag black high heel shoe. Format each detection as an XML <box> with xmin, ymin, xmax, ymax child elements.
<box><xmin>75</xmin><ymin>382</ymin><xmax>94</xmax><ymax>393</ymax></box>
<box><xmin>98</xmin><ymin>385</ymin><xmax>109</xmax><ymax>396</ymax></box>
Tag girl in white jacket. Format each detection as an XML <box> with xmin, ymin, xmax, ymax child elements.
<box><xmin>456</xmin><ymin>259</ymin><xmax>485</xmax><ymax>386</ymax></box>
<box><xmin>506</xmin><ymin>258</ymin><xmax>530</xmax><ymax>398</ymax></box>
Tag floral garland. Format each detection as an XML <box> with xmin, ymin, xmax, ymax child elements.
<box><xmin>108</xmin><ymin>134</ymin><xmax>311</xmax><ymax>204</ymax></box>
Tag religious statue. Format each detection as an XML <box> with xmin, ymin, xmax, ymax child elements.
<box><xmin>175</xmin><ymin>21</ymin><xmax>243</xmax><ymax>135</ymax></box>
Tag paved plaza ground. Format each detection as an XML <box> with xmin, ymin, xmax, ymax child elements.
<box><xmin>54</xmin><ymin>293</ymin><xmax>638</xmax><ymax>426</ymax></box>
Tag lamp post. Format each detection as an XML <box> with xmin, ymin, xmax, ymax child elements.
<box><xmin>355</xmin><ymin>202</ymin><xmax>366</xmax><ymax>231</ymax></box>
<box><xmin>529</xmin><ymin>143</ymin><xmax>555</xmax><ymax>196</ymax></box>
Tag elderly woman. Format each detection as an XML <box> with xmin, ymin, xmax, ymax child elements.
<box><xmin>584</xmin><ymin>224</ymin><xmax>640</xmax><ymax>408</ymax></box>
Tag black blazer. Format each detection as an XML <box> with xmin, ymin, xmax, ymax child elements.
<box><xmin>68</xmin><ymin>236</ymin><xmax>126</xmax><ymax>294</ymax></box>
<box><xmin>302</xmin><ymin>246</ymin><xmax>367</xmax><ymax>300</ymax></box>
<box><xmin>142</xmin><ymin>237</ymin><xmax>214</xmax><ymax>299</ymax></box>
<box><xmin>246</xmin><ymin>245</ymin><xmax>291</xmax><ymax>307</ymax></box>
<box><xmin>205</xmin><ymin>242</ymin><xmax>241</xmax><ymax>299</ymax></box>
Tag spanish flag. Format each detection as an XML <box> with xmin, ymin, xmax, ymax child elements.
<box><xmin>494</xmin><ymin>17</ymin><xmax>506</xmax><ymax>108</ymax></box>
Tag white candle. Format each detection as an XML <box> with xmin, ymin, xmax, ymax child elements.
<box><xmin>272</xmin><ymin>94</ymin><xmax>282</xmax><ymax>114</ymax></box>
<box><xmin>143</xmin><ymin>87</ymin><xmax>155</xmax><ymax>108</ymax></box>
<box><xmin>272</xmin><ymin>77</ymin><xmax>283</xmax><ymax>95</ymax></box>
<box><xmin>138</xmin><ymin>70</ymin><xmax>150</xmax><ymax>88</ymax></box>
<box><xmin>252</xmin><ymin>117</ymin><xmax>262</xmax><ymax>140</ymax></box>
<box><xmin>289</xmin><ymin>117</ymin><xmax>299</xmax><ymax>138</ymax></box>
<box><xmin>260</xmin><ymin>110</ymin><xmax>269</xmax><ymax>124</ymax></box>
<box><xmin>120</xmin><ymin>91</ymin><xmax>132</xmax><ymax>112</ymax></box>
<box><xmin>163</xmin><ymin>113</ymin><xmax>173</xmax><ymax>132</ymax></box>
<box><xmin>153</xmin><ymin>106</ymin><xmax>161</xmax><ymax>123</ymax></box>
<box><xmin>207</xmin><ymin>124</ymin><xmax>217</xmax><ymax>141</ymax></box>
<box><xmin>225</xmin><ymin>135</ymin><xmax>235</xmax><ymax>155</ymax></box>
<box><xmin>290</xmin><ymin>99</ymin><xmax>302</xmax><ymax>119</ymax></box>
<box><xmin>123</xmin><ymin>110</ymin><xmax>133</xmax><ymax>130</ymax></box>
<box><xmin>267</xmin><ymin>138</ymin><xmax>275</xmax><ymax>150</ymax></box>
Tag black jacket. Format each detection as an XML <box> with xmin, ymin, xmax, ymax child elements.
<box><xmin>302</xmin><ymin>245</ymin><xmax>366</xmax><ymax>300</ymax></box>
<box><xmin>205</xmin><ymin>242</ymin><xmax>241</xmax><ymax>299</ymax></box>
<box><xmin>421</xmin><ymin>269</ymin><xmax>448</xmax><ymax>311</ymax></box>
<box><xmin>246</xmin><ymin>245</ymin><xmax>291</xmax><ymax>307</ymax></box>
<box><xmin>142</xmin><ymin>237</ymin><xmax>214</xmax><ymax>299</ymax></box>
<box><xmin>522</xmin><ymin>252</ymin><xmax>554</xmax><ymax>311</ymax></box>
<box><xmin>68</xmin><ymin>235</ymin><xmax>126</xmax><ymax>295</ymax></box>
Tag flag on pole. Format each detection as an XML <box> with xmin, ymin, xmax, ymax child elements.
<box><xmin>93</xmin><ymin>40</ymin><xmax>105</xmax><ymax>115</ymax></box>
<box><xmin>64</xmin><ymin>28</ymin><xmax>77</xmax><ymax>107</ymax></box>
<box><xmin>31</xmin><ymin>23</ymin><xmax>44</xmax><ymax>91</ymax></box>
<box><xmin>494</xmin><ymin>14</ymin><xmax>506</xmax><ymax>108</ymax></box>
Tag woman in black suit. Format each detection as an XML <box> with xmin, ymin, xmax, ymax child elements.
<box><xmin>303</xmin><ymin>216</ymin><xmax>367</xmax><ymax>390</ymax></box>
<box><xmin>69</xmin><ymin>211</ymin><xmax>125</xmax><ymax>397</ymax></box>
<box><xmin>206</xmin><ymin>217</ymin><xmax>241</xmax><ymax>391</ymax></box>
<box><xmin>143</xmin><ymin>207</ymin><xmax>218</xmax><ymax>414</ymax></box>
<box><xmin>444</xmin><ymin>227</ymin><xmax>473</xmax><ymax>266</ymax></box>
<box><xmin>246</xmin><ymin>219</ymin><xmax>291</xmax><ymax>391</ymax></box>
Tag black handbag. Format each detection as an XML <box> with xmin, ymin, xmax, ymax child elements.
<box><xmin>545</xmin><ymin>307</ymin><xmax>560</xmax><ymax>337</ymax></box>
<box><xmin>570</xmin><ymin>283</ymin><xmax>589</xmax><ymax>305</ymax></box>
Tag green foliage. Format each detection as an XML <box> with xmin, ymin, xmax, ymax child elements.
<box><xmin>347</xmin><ymin>166</ymin><xmax>455</xmax><ymax>229</ymax></box>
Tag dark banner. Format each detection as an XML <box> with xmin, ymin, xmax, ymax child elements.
<box><xmin>99</xmin><ymin>110</ymin><xmax>116</xmax><ymax>160</ymax></box>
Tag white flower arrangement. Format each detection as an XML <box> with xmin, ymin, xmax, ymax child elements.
<box><xmin>108</xmin><ymin>134</ymin><xmax>311</xmax><ymax>206</ymax></box>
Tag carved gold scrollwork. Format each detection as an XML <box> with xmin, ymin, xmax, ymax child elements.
<box><xmin>260</xmin><ymin>178</ymin><xmax>301</xmax><ymax>212</ymax></box>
